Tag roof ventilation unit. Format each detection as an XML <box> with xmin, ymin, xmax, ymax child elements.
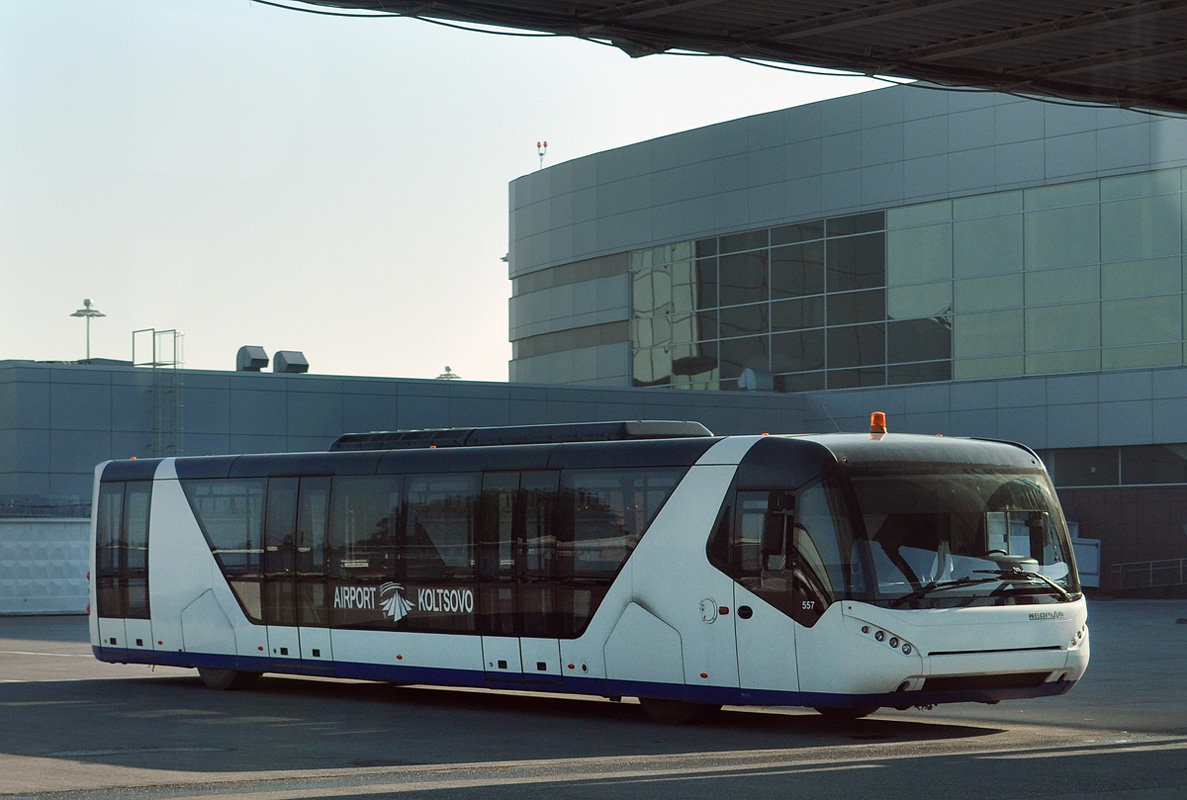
<box><xmin>236</xmin><ymin>345</ymin><xmax>268</xmax><ymax>372</ymax></box>
<box><xmin>273</xmin><ymin>350</ymin><xmax>309</xmax><ymax>374</ymax></box>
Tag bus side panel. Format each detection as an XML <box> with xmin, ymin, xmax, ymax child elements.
<box><xmin>330</xmin><ymin>628</ymin><xmax>485</xmax><ymax>681</ymax></box>
<box><xmin>628</xmin><ymin>463</ymin><xmax>742</xmax><ymax>694</ymax></box>
<box><xmin>147</xmin><ymin>461</ymin><xmax>222</xmax><ymax>657</ymax></box>
<box><xmin>569</xmin><ymin>461</ymin><xmax>742</xmax><ymax>698</ymax></box>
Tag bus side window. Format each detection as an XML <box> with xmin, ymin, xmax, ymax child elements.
<box><xmin>95</xmin><ymin>480</ymin><xmax>153</xmax><ymax>621</ymax></box>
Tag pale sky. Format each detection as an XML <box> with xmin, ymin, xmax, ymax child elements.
<box><xmin>0</xmin><ymin>0</ymin><xmax>883</xmax><ymax>382</ymax></box>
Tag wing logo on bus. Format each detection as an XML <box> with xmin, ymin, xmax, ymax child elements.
<box><xmin>379</xmin><ymin>582</ymin><xmax>415</xmax><ymax>623</ymax></box>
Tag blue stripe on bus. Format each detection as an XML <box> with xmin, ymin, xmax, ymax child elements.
<box><xmin>94</xmin><ymin>646</ymin><xmax>1076</xmax><ymax>710</ymax></box>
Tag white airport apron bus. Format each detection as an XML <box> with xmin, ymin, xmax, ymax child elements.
<box><xmin>89</xmin><ymin>417</ymin><xmax>1089</xmax><ymax>723</ymax></box>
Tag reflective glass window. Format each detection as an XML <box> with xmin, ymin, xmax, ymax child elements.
<box><xmin>1047</xmin><ymin>447</ymin><xmax>1118</xmax><ymax>486</ymax></box>
<box><xmin>720</xmin><ymin>335</ymin><xmax>770</xmax><ymax>381</ymax></box>
<box><xmin>1101</xmin><ymin>343</ymin><xmax>1181</xmax><ymax>370</ymax></box>
<box><xmin>772</xmin><ymin>219</ymin><xmax>824</xmax><ymax>245</ymax></box>
<box><xmin>771</xmin><ymin>329</ymin><xmax>825</xmax><ymax>373</ymax></box>
<box><xmin>633</xmin><ymin>346</ymin><xmax>671</xmax><ymax>387</ymax></box>
<box><xmin>1025</xmin><ymin>265</ymin><xmax>1099</xmax><ymax>306</ymax></box>
<box><xmin>771</xmin><ymin>241</ymin><xmax>824</xmax><ymax>298</ymax></box>
<box><xmin>827</xmin><ymin>323</ymin><xmax>885</xmax><ymax>369</ymax></box>
<box><xmin>720</xmin><ymin>303</ymin><xmax>768</xmax><ymax>338</ymax></box>
<box><xmin>827</xmin><ymin>367</ymin><xmax>886</xmax><ymax>388</ymax></box>
<box><xmin>829</xmin><ymin>211</ymin><xmax>884</xmax><ymax>236</ymax></box>
<box><xmin>953</xmin><ymin>215</ymin><xmax>1022</xmax><ymax>277</ymax></box>
<box><xmin>828</xmin><ymin>289</ymin><xmax>885</xmax><ymax>325</ymax></box>
<box><xmin>887</xmin><ymin>224</ymin><xmax>951</xmax><ymax>285</ymax></box>
<box><xmin>954</xmin><ymin>191</ymin><xmax>1023</xmax><ymax>219</ymax></box>
<box><xmin>953</xmin><ymin>355</ymin><xmax>1024</xmax><ymax>380</ymax></box>
<box><xmin>1025</xmin><ymin>349</ymin><xmax>1100</xmax><ymax>375</ymax></box>
<box><xmin>720</xmin><ymin>229</ymin><xmax>769</xmax><ymax>254</ymax></box>
<box><xmin>1121</xmin><ymin>444</ymin><xmax>1187</xmax><ymax>484</ymax></box>
<box><xmin>1101</xmin><ymin>169</ymin><xmax>1180</xmax><ymax>201</ymax></box>
<box><xmin>1025</xmin><ymin>303</ymin><xmax>1100</xmax><ymax>352</ymax></box>
<box><xmin>1024</xmin><ymin>180</ymin><xmax>1098</xmax><ymax>210</ymax></box>
<box><xmin>696</xmin><ymin>258</ymin><xmax>718</xmax><ymax>308</ymax></box>
<box><xmin>1102</xmin><ymin>257</ymin><xmax>1181</xmax><ymax>299</ymax></box>
<box><xmin>887</xmin><ymin>200</ymin><xmax>950</xmax><ymax>228</ymax></box>
<box><xmin>771</xmin><ymin>296</ymin><xmax>825</xmax><ymax>331</ymax></box>
<box><xmin>632</xmin><ymin>265</ymin><xmax>671</xmax><ymax>317</ymax></box>
<box><xmin>671</xmin><ymin>340</ymin><xmax>718</xmax><ymax>381</ymax></box>
<box><xmin>1102</xmin><ymin>295</ymin><xmax>1180</xmax><ymax>346</ymax></box>
<box><xmin>888</xmin><ymin>318</ymin><xmax>951</xmax><ymax>364</ymax></box>
<box><xmin>827</xmin><ymin>233</ymin><xmax>885</xmax><ymax>291</ymax></box>
<box><xmin>888</xmin><ymin>361</ymin><xmax>951</xmax><ymax>384</ymax></box>
<box><xmin>778</xmin><ymin>371</ymin><xmax>826</xmax><ymax>392</ymax></box>
<box><xmin>1025</xmin><ymin>206</ymin><xmax>1099</xmax><ymax>270</ymax></box>
<box><xmin>1101</xmin><ymin>195</ymin><xmax>1181</xmax><ymax>263</ymax></box>
<box><xmin>953</xmin><ymin>274</ymin><xmax>1022</xmax><ymax>314</ymax></box>
<box><xmin>719</xmin><ymin>251</ymin><xmax>768</xmax><ymax>306</ymax></box>
<box><xmin>888</xmin><ymin>282</ymin><xmax>951</xmax><ymax>320</ymax></box>
<box><xmin>953</xmin><ymin>310</ymin><xmax>1023</xmax><ymax>359</ymax></box>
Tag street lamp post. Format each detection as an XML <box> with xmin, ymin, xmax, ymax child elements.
<box><xmin>70</xmin><ymin>298</ymin><xmax>105</xmax><ymax>360</ymax></box>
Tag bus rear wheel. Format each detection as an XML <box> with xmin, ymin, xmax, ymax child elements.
<box><xmin>813</xmin><ymin>705</ymin><xmax>878</xmax><ymax>722</ymax></box>
<box><xmin>197</xmin><ymin>667</ymin><xmax>261</xmax><ymax>691</ymax></box>
<box><xmin>638</xmin><ymin>698</ymin><xmax>721</xmax><ymax>724</ymax></box>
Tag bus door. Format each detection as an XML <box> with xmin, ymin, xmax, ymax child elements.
<box><xmin>263</xmin><ymin>477</ymin><xmax>332</xmax><ymax>666</ymax></box>
<box><xmin>732</xmin><ymin>491</ymin><xmax>800</xmax><ymax>697</ymax></box>
<box><xmin>478</xmin><ymin>471</ymin><xmax>562</xmax><ymax>683</ymax></box>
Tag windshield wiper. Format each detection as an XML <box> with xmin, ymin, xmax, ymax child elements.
<box><xmin>889</xmin><ymin>576</ymin><xmax>1002</xmax><ymax>608</ymax></box>
<box><xmin>974</xmin><ymin>567</ymin><xmax>1073</xmax><ymax>601</ymax></box>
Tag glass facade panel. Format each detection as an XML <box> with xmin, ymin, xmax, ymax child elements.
<box><xmin>1025</xmin><ymin>349</ymin><xmax>1100</xmax><ymax>375</ymax></box>
<box><xmin>954</xmin><ymin>274</ymin><xmax>1023</xmax><ymax>313</ymax></box>
<box><xmin>954</xmin><ymin>355</ymin><xmax>1024</xmax><ymax>380</ymax></box>
<box><xmin>827</xmin><ymin>289</ymin><xmax>885</xmax><ymax>325</ymax></box>
<box><xmin>1100</xmin><ymin>169</ymin><xmax>1180</xmax><ymax>201</ymax></box>
<box><xmin>1101</xmin><ymin>343</ymin><xmax>1180</xmax><ymax>370</ymax></box>
<box><xmin>1101</xmin><ymin>257</ymin><xmax>1180</xmax><ymax>299</ymax></box>
<box><xmin>771</xmin><ymin>329</ymin><xmax>826</xmax><ymax>373</ymax></box>
<box><xmin>1025</xmin><ymin>205</ymin><xmax>1099</xmax><ymax>270</ymax></box>
<box><xmin>887</xmin><ymin>200</ymin><xmax>950</xmax><ymax>228</ymax></box>
<box><xmin>887</xmin><ymin>224</ymin><xmax>951</xmax><ymax>285</ymax></box>
<box><xmin>953</xmin><ymin>191</ymin><xmax>1023</xmax><ymax>219</ymax></box>
<box><xmin>771</xmin><ymin>296</ymin><xmax>825</xmax><ymax>330</ymax></box>
<box><xmin>1102</xmin><ymin>295</ymin><xmax>1180</xmax><ymax>346</ymax></box>
<box><xmin>953</xmin><ymin>310</ymin><xmax>1023</xmax><ymax>358</ymax></box>
<box><xmin>888</xmin><ymin>318</ymin><xmax>951</xmax><ymax>364</ymax></box>
<box><xmin>771</xmin><ymin>242</ymin><xmax>824</xmax><ymax>298</ymax></box>
<box><xmin>827</xmin><ymin>323</ymin><xmax>885</xmax><ymax>369</ymax></box>
<box><xmin>887</xmin><ymin>282</ymin><xmax>951</xmax><ymax>319</ymax></box>
<box><xmin>720</xmin><ymin>303</ymin><xmax>769</xmax><ymax>338</ymax></box>
<box><xmin>1047</xmin><ymin>447</ymin><xmax>1118</xmax><ymax>486</ymax></box>
<box><xmin>1024</xmin><ymin>180</ymin><xmax>1098</xmax><ymax>210</ymax></box>
<box><xmin>1101</xmin><ymin>195</ymin><xmax>1181</xmax><ymax>262</ymax></box>
<box><xmin>953</xmin><ymin>215</ymin><xmax>1022</xmax><ymax>277</ymax></box>
<box><xmin>1025</xmin><ymin>303</ymin><xmax>1100</xmax><ymax>352</ymax></box>
<box><xmin>1025</xmin><ymin>265</ymin><xmax>1099</xmax><ymax>305</ymax></box>
<box><xmin>771</xmin><ymin>220</ymin><xmax>824</xmax><ymax>246</ymax></box>
<box><xmin>719</xmin><ymin>251</ymin><xmax>769</xmax><ymax>306</ymax></box>
<box><xmin>621</xmin><ymin>169</ymin><xmax>1187</xmax><ymax>393</ymax></box>
<box><xmin>827</xmin><ymin>233</ymin><xmax>885</xmax><ymax>291</ymax></box>
<box><xmin>1121</xmin><ymin>444</ymin><xmax>1187</xmax><ymax>484</ymax></box>
<box><xmin>720</xmin><ymin>335</ymin><xmax>770</xmax><ymax>382</ymax></box>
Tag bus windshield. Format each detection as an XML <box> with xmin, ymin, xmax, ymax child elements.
<box><xmin>837</xmin><ymin>467</ymin><xmax>1081</xmax><ymax>607</ymax></box>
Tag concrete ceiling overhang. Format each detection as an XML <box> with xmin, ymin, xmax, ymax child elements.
<box><xmin>302</xmin><ymin>0</ymin><xmax>1187</xmax><ymax>115</ymax></box>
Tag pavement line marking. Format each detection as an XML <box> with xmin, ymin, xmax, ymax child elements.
<box><xmin>980</xmin><ymin>739</ymin><xmax>1187</xmax><ymax>760</ymax></box>
<box><xmin>0</xmin><ymin>650</ymin><xmax>93</xmax><ymax>658</ymax></box>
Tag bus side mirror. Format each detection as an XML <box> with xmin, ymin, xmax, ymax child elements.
<box><xmin>761</xmin><ymin>516</ymin><xmax>785</xmax><ymax>557</ymax></box>
<box><xmin>761</xmin><ymin>492</ymin><xmax>795</xmax><ymax>557</ymax></box>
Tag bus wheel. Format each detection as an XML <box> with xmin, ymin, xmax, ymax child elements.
<box><xmin>813</xmin><ymin>706</ymin><xmax>878</xmax><ymax>722</ymax></box>
<box><xmin>197</xmin><ymin>667</ymin><xmax>260</xmax><ymax>691</ymax></box>
<box><xmin>638</xmin><ymin>698</ymin><xmax>720</xmax><ymax>724</ymax></box>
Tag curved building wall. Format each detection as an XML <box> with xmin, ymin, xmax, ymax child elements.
<box><xmin>508</xmin><ymin>83</ymin><xmax>1187</xmax><ymax>390</ymax></box>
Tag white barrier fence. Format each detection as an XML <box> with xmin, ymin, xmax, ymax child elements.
<box><xmin>0</xmin><ymin>519</ymin><xmax>89</xmax><ymax>615</ymax></box>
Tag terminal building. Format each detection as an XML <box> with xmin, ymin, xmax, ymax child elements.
<box><xmin>8</xmin><ymin>83</ymin><xmax>1187</xmax><ymax>610</ymax></box>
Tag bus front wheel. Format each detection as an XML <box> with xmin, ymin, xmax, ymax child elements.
<box><xmin>197</xmin><ymin>667</ymin><xmax>261</xmax><ymax>691</ymax></box>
